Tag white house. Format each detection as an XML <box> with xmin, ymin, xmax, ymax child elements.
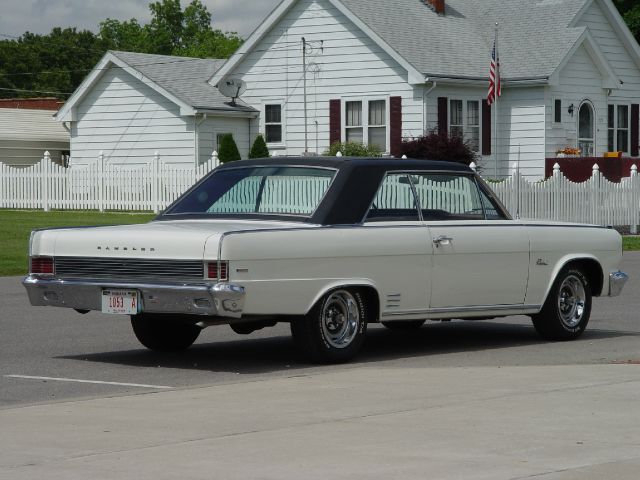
<box><xmin>55</xmin><ymin>51</ymin><xmax>258</xmax><ymax>167</ymax></box>
<box><xmin>0</xmin><ymin>98</ymin><xmax>69</xmax><ymax>166</ymax></box>
<box><xmin>59</xmin><ymin>0</ymin><xmax>640</xmax><ymax>179</ymax></box>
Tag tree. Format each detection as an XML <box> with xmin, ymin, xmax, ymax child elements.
<box><xmin>249</xmin><ymin>134</ymin><xmax>270</xmax><ymax>159</ymax></box>
<box><xmin>399</xmin><ymin>130</ymin><xmax>476</xmax><ymax>166</ymax></box>
<box><xmin>614</xmin><ymin>1</ymin><xmax>640</xmax><ymax>42</ymax></box>
<box><xmin>218</xmin><ymin>134</ymin><xmax>241</xmax><ymax>163</ymax></box>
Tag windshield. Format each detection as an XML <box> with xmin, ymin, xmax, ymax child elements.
<box><xmin>165</xmin><ymin>166</ymin><xmax>336</xmax><ymax>217</ymax></box>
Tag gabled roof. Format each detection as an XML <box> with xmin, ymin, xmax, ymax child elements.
<box><xmin>211</xmin><ymin>0</ymin><xmax>625</xmax><ymax>86</ymax></box>
<box><xmin>57</xmin><ymin>51</ymin><xmax>257</xmax><ymax>122</ymax></box>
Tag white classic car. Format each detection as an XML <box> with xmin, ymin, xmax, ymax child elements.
<box><xmin>24</xmin><ymin>157</ymin><xmax>628</xmax><ymax>363</ymax></box>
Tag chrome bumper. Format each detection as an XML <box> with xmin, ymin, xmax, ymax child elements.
<box><xmin>609</xmin><ymin>271</ymin><xmax>629</xmax><ymax>297</ymax></box>
<box><xmin>22</xmin><ymin>276</ymin><xmax>245</xmax><ymax>318</ymax></box>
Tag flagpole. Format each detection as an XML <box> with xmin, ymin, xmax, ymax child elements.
<box><xmin>494</xmin><ymin>23</ymin><xmax>499</xmax><ymax>179</ymax></box>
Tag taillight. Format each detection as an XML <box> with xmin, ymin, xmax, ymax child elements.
<box><xmin>207</xmin><ymin>261</ymin><xmax>228</xmax><ymax>281</ymax></box>
<box><xmin>31</xmin><ymin>257</ymin><xmax>54</xmax><ymax>275</ymax></box>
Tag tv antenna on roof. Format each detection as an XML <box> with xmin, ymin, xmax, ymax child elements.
<box><xmin>218</xmin><ymin>78</ymin><xmax>247</xmax><ymax>105</ymax></box>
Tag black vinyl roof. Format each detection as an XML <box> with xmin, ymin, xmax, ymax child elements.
<box><xmin>161</xmin><ymin>157</ymin><xmax>477</xmax><ymax>225</ymax></box>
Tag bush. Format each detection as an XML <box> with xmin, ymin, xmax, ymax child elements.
<box><xmin>323</xmin><ymin>141</ymin><xmax>382</xmax><ymax>157</ymax></box>
<box><xmin>218</xmin><ymin>134</ymin><xmax>241</xmax><ymax>163</ymax></box>
<box><xmin>400</xmin><ymin>129</ymin><xmax>476</xmax><ymax>166</ymax></box>
<box><xmin>249</xmin><ymin>134</ymin><xmax>270</xmax><ymax>159</ymax></box>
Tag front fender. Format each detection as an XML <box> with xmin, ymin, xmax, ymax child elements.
<box><xmin>540</xmin><ymin>254</ymin><xmax>602</xmax><ymax>304</ymax></box>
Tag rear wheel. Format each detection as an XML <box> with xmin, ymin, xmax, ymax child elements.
<box><xmin>131</xmin><ymin>313</ymin><xmax>201</xmax><ymax>352</ymax></box>
<box><xmin>381</xmin><ymin>320</ymin><xmax>426</xmax><ymax>330</ymax></box>
<box><xmin>532</xmin><ymin>267</ymin><xmax>592</xmax><ymax>340</ymax></box>
<box><xmin>291</xmin><ymin>289</ymin><xmax>368</xmax><ymax>364</ymax></box>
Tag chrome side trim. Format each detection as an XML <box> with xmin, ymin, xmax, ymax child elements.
<box><xmin>22</xmin><ymin>276</ymin><xmax>245</xmax><ymax>318</ymax></box>
<box><xmin>609</xmin><ymin>271</ymin><xmax>629</xmax><ymax>297</ymax></box>
<box><xmin>381</xmin><ymin>304</ymin><xmax>542</xmax><ymax>319</ymax></box>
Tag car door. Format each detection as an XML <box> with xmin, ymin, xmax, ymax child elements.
<box><xmin>362</xmin><ymin>173</ymin><xmax>433</xmax><ymax>316</ymax></box>
<box><xmin>412</xmin><ymin>173</ymin><xmax>530</xmax><ymax>309</ymax></box>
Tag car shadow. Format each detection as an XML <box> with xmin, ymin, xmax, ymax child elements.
<box><xmin>56</xmin><ymin>320</ymin><xmax>640</xmax><ymax>374</ymax></box>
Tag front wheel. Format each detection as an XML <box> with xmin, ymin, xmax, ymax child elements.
<box><xmin>291</xmin><ymin>289</ymin><xmax>368</xmax><ymax>364</ymax></box>
<box><xmin>131</xmin><ymin>314</ymin><xmax>201</xmax><ymax>352</ymax></box>
<box><xmin>531</xmin><ymin>268</ymin><xmax>592</xmax><ymax>340</ymax></box>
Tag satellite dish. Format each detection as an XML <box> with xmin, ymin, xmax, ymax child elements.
<box><xmin>218</xmin><ymin>78</ymin><xmax>247</xmax><ymax>105</ymax></box>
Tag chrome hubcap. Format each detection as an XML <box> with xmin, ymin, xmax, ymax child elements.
<box><xmin>321</xmin><ymin>290</ymin><xmax>359</xmax><ymax>349</ymax></box>
<box><xmin>557</xmin><ymin>275</ymin><xmax>586</xmax><ymax>328</ymax></box>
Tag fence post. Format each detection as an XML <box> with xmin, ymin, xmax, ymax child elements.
<box><xmin>152</xmin><ymin>151</ymin><xmax>160</xmax><ymax>214</ymax></box>
<box><xmin>632</xmin><ymin>164</ymin><xmax>638</xmax><ymax>235</ymax></box>
<box><xmin>211</xmin><ymin>150</ymin><xmax>219</xmax><ymax>170</ymax></box>
<box><xmin>336</xmin><ymin>152</ymin><xmax>342</xmax><ymax>157</ymax></box>
<box><xmin>469</xmin><ymin>162</ymin><xmax>477</xmax><ymax>172</ymax></box>
<box><xmin>591</xmin><ymin>163</ymin><xmax>600</xmax><ymax>225</ymax></box>
<box><xmin>42</xmin><ymin>151</ymin><xmax>50</xmax><ymax>212</ymax></box>
<box><xmin>98</xmin><ymin>151</ymin><xmax>105</xmax><ymax>212</ymax></box>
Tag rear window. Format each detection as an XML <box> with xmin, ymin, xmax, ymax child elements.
<box><xmin>165</xmin><ymin>166</ymin><xmax>336</xmax><ymax>217</ymax></box>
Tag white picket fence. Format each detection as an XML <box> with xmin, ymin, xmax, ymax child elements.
<box><xmin>0</xmin><ymin>152</ymin><xmax>639</xmax><ymax>230</ymax></box>
<box><xmin>484</xmin><ymin>162</ymin><xmax>640</xmax><ymax>231</ymax></box>
<box><xmin>0</xmin><ymin>151</ymin><xmax>220</xmax><ymax>213</ymax></box>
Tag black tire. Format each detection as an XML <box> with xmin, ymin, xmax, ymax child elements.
<box><xmin>381</xmin><ymin>320</ymin><xmax>426</xmax><ymax>330</ymax></box>
<box><xmin>291</xmin><ymin>289</ymin><xmax>368</xmax><ymax>364</ymax></box>
<box><xmin>131</xmin><ymin>314</ymin><xmax>201</xmax><ymax>352</ymax></box>
<box><xmin>531</xmin><ymin>267</ymin><xmax>592</xmax><ymax>340</ymax></box>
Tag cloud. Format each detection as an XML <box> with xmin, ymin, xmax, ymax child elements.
<box><xmin>0</xmin><ymin>0</ymin><xmax>281</xmax><ymax>38</ymax></box>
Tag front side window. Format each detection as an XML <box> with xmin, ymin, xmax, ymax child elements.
<box><xmin>265</xmin><ymin>104</ymin><xmax>282</xmax><ymax>144</ymax></box>
<box><xmin>449</xmin><ymin>99</ymin><xmax>480</xmax><ymax>152</ymax></box>
<box><xmin>365</xmin><ymin>174</ymin><xmax>419</xmax><ymax>222</ymax></box>
<box><xmin>608</xmin><ymin>104</ymin><xmax>629</xmax><ymax>153</ymax></box>
<box><xmin>165</xmin><ymin>166</ymin><xmax>335</xmax><ymax>217</ymax></box>
<box><xmin>344</xmin><ymin>99</ymin><xmax>388</xmax><ymax>151</ymax></box>
<box><xmin>413</xmin><ymin>174</ymin><xmax>484</xmax><ymax>220</ymax></box>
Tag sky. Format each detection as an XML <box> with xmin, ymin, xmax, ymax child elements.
<box><xmin>0</xmin><ymin>0</ymin><xmax>282</xmax><ymax>39</ymax></box>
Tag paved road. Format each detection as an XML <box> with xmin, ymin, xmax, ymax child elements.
<box><xmin>1</xmin><ymin>253</ymin><xmax>639</xmax><ymax>479</ymax></box>
<box><xmin>2</xmin><ymin>253</ymin><xmax>639</xmax><ymax>407</ymax></box>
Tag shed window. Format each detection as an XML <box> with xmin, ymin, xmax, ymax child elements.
<box><xmin>265</xmin><ymin>104</ymin><xmax>282</xmax><ymax>144</ymax></box>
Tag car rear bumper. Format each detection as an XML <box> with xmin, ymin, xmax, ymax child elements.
<box><xmin>22</xmin><ymin>276</ymin><xmax>245</xmax><ymax>318</ymax></box>
<box><xmin>609</xmin><ymin>271</ymin><xmax>629</xmax><ymax>297</ymax></box>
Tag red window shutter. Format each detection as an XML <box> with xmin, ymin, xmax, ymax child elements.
<box><xmin>631</xmin><ymin>104</ymin><xmax>639</xmax><ymax>157</ymax></box>
<box><xmin>329</xmin><ymin>99</ymin><xmax>341</xmax><ymax>146</ymax></box>
<box><xmin>482</xmin><ymin>100</ymin><xmax>492</xmax><ymax>156</ymax></box>
<box><xmin>437</xmin><ymin>97</ymin><xmax>448</xmax><ymax>135</ymax></box>
<box><xmin>390</xmin><ymin>96</ymin><xmax>402</xmax><ymax>157</ymax></box>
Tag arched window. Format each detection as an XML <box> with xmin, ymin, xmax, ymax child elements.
<box><xmin>578</xmin><ymin>102</ymin><xmax>595</xmax><ymax>156</ymax></box>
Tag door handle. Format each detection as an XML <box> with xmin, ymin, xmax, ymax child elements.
<box><xmin>433</xmin><ymin>235</ymin><xmax>453</xmax><ymax>247</ymax></box>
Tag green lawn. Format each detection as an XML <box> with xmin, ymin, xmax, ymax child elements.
<box><xmin>623</xmin><ymin>236</ymin><xmax>640</xmax><ymax>252</ymax></box>
<box><xmin>0</xmin><ymin>210</ymin><xmax>155</xmax><ymax>276</ymax></box>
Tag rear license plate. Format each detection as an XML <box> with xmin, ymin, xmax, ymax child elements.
<box><xmin>101</xmin><ymin>290</ymin><xmax>140</xmax><ymax>315</ymax></box>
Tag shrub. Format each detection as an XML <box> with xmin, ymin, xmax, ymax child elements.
<box><xmin>218</xmin><ymin>134</ymin><xmax>241</xmax><ymax>163</ymax></box>
<box><xmin>249</xmin><ymin>134</ymin><xmax>270</xmax><ymax>159</ymax></box>
<box><xmin>323</xmin><ymin>141</ymin><xmax>382</xmax><ymax>157</ymax></box>
<box><xmin>400</xmin><ymin>129</ymin><xmax>476</xmax><ymax>166</ymax></box>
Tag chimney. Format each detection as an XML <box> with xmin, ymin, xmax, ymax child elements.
<box><xmin>426</xmin><ymin>0</ymin><xmax>445</xmax><ymax>15</ymax></box>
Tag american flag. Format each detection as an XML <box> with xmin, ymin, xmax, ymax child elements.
<box><xmin>488</xmin><ymin>37</ymin><xmax>501</xmax><ymax>105</ymax></box>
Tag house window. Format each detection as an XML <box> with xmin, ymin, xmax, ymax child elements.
<box><xmin>449</xmin><ymin>99</ymin><xmax>480</xmax><ymax>152</ymax></box>
<box><xmin>554</xmin><ymin>99</ymin><xmax>562</xmax><ymax>123</ymax></box>
<box><xmin>265</xmin><ymin>104</ymin><xmax>282</xmax><ymax>144</ymax></box>
<box><xmin>608</xmin><ymin>104</ymin><xmax>629</xmax><ymax>153</ymax></box>
<box><xmin>344</xmin><ymin>99</ymin><xmax>388</xmax><ymax>151</ymax></box>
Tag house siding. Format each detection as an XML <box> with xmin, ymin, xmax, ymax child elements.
<box><xmin>548</xmin><ymin>44</ymin><xmax>607</xmax><ymax>159</ymax></box>
<box><xmin>72</xmin><ymin>67</ymin><xmax>195</xmax><ymax>167</ymax></box>
<box><xmin>197</xmin><ymin>116</ymin><xmax>251</xmax><ymax>164</ymax></box>
<box><xmin>228</xmin><ymin>0</ymin><xmax>423</xmax><ymax>155</ymax></box>
<box><xmin>425</xmin><ymin>85</ymin><xmax>546</xmax><ymax>179</ymax></box>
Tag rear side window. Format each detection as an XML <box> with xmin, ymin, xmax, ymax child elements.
<box><xmin>412</xmin><ymin>174</ymin><xmax>484</xmax><ymax>220</ymax></box>
<box><xmin>365</xmin><ymin>174</ymin><xmax>419</xmax><ymax>222</ymax></box>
